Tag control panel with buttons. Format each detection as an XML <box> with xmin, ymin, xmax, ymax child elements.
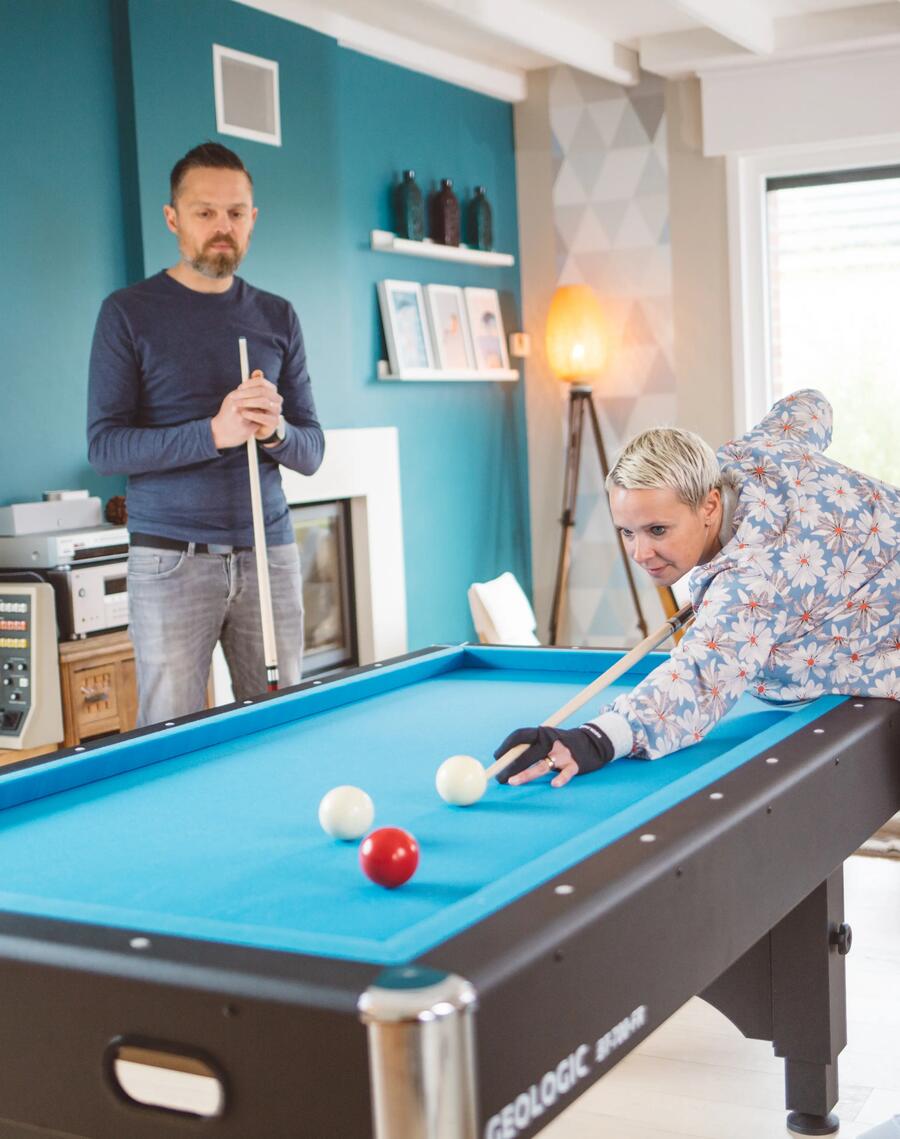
<box><xmin>0</xmin><ymin>584</ymin><xmax>62</xmax><ymax>749</ymax></box>
<box><xmin>0</xmin><ymin>598</ymin><xmax>31</xmax><ymax>733</ymax></box>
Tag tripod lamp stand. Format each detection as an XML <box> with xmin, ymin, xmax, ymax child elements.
<box><xmin>545</xmin><ymin>284</ymin><xmax>649</xmax><ymax>645</ymax></box>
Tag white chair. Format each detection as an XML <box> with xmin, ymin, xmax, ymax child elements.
<box><xmin>467</xmin><ymin>572</ymin><xmax>540</xmax><ymax>646</ymax></box>
<box><xmin>669</xmin><ymin>574</ymin><xmax>692</xmax><ymax>609</ymax></box>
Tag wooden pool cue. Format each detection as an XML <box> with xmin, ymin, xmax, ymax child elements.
<box><xmin>239</xmin><ymin>337</ymin><xmax>279</xmax><ymax>693</ymax></box>
<box><xmin>485</xmin><ymin>603</ymin><xmax>694</xmax><ymax>781</ymax></box>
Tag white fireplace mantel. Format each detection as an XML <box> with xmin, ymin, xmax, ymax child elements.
<box><xmin>212</xmin><ymin>427</ymin><xmax>407</xmax><ymax>705</ymax></box>
<box><xmin>280</xmin><ymin>426</ymin><xmax>407</xmax><ymax>665</ymax></box>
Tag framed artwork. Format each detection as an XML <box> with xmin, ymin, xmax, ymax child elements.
<box><xmin>464</xmin><ymin>287</ymin><xmax>509</xmax><ymax>371</ymax></box>
<box><xmin>424</xmin><ymin>285</ymin><xmax>475</xmax><ymax>371</ymax></box>
<box><xmin>377</xmin><ymin>280</ymin><xmax>435</xmax><ymax>373</ymax></box>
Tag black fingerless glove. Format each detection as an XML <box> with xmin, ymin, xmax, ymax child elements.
<box><xmin>492</xmin><ymin>724</ymin><xmax>614</xmax><ymax>784</ymax></box>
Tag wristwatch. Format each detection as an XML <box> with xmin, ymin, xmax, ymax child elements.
<box><xmin>260</xmin><ymin>415</ymin><xmax>286</xmax><ymax>447</ymax></box>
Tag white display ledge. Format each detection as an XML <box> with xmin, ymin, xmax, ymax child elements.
<box><xmin>377</xmin><ymin>360</ymin><xmax>518</xmax><ymax>383</ymax></box>
<box><xmin>370</xmin><ymin>229</ymin><xmax>515</xmax><ymax>267</ymax></box>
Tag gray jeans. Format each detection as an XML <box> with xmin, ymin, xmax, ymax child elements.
<box><xmin>127</xmin><ymin>542</ymin><xmax>303</xmax><ymax>727</ymax></box>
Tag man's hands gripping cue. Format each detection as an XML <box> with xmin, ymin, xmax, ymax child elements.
<box><xmin>211</xmin><ymin>370</ymin><xmax>283</xmax><ymax>449</ymax></box>
<box><xmin>493</xmin><ymin>724</ymin><xmax>614</xmax><ymax>789</ymax></box>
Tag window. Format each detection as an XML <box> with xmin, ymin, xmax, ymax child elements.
<box><xmin>766</xmin><ymin>167</ymin><xmax>900</xmax><ymax>485</ymax></box>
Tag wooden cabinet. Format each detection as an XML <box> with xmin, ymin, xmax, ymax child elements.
<box><xmin>58</xmin><ymin>629</ymin><xmax>137</xmax><ymax>746</ymax></box>
<box><xmin>0</xmin><ymin>629</ymin><xmax>137</xmax><ymax>767</ymax></box>
<box><xmin>0</xmin><ymin>629</ymin><xmax>220</xmax><ymax>767</ymax></box>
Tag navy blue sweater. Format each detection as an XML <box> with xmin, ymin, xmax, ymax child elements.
<box><xmin>87</xmin><ymin>271</ymin><xmax>324</xmax><ymax>546</ymax></box>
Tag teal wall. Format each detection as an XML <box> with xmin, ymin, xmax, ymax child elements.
<box><xmin>0</xmin><ymin>0</ymin><xmax>530</xmax><ymax>648</ymax></box>
<box><xmin>335</xmin><ymin>50</ymin><xmax>530</xmax><ymax>645</ymax></box>
<box><xmin>2</xmin><ymin>0</ymin><xmax>133</xmax><ymax>500</ymax></box>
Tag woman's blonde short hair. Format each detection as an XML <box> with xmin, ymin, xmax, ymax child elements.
<box><xmin>605</xmin><ymin>426</ymin><xmax>722</xmax><ymax>510</ymax></box>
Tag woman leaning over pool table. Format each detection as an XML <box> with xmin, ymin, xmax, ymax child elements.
<box><xmin>495</xmin><ymin>389</ymin><xmax>900</xmax><ymax>789</ymax></box>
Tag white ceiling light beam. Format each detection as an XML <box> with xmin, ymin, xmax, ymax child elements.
<box><xmin>640</xmin><ymin>28</ymin><xmax>748</xmax><ymax>78</ymax></box>
<box><xmin>658</xmin><ymin>0</ymin><xmax>774</xmax><ymax>55</ymax></box>
<box><xmin>641</xmin><ymin>3</ymin><xmax>900</xmax><ymax>79</ymax></box>
<box><xmin>337</xmin><ymin>20</ymin><xmax>527</xmax><ymax>101</ymax></box>
<box><xmin>235</xmin><ymin>0</ymin><xmax>526</xmax><ymax>101</ymax></box>
<box><xmin>418</xmin><ymin>0</ymin><xmax>640</xmax><ymax>85</ymax></box>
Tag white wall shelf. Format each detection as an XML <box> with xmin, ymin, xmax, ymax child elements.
<box><xmin>370</xmin><ymin>229</ymin><xmax>515</xmax><ymax>267</ymax></box>
<box><xmin>376</xmin><ymin>360</ymin><xmax>518</xmax><ymax>383</ymax></box>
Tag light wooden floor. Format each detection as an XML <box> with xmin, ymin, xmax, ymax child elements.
<box><xmin>541</xmin><ymin>855</ymin><xmax>900</xmax><ymax>1139</ymax></box>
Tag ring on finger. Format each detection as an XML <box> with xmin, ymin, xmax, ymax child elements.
<box><xmin>544</xmin><ymin>756</ymin><xmax>558</xmax><ymax>773</ymax></box>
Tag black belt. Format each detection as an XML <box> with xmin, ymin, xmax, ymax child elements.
<box><xmin>131</xmin><ymin>532</ymin><xmax>252</xmax><ymax>555</ymax></box>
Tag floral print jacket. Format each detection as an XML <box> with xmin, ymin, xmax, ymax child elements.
<box><xmin>588</xmin><ymin>389</ymin><xmax>900</xmax><ymax>760</ymax></box>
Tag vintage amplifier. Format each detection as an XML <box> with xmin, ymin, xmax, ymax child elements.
<box><xmin>44</xmin><ymin>560</ymin><xmax>129</xmax><ymax>639</ymax></box>
<box><xmin>0</xmin><ymin>525</ymin><xmax>128</xmax><ymax>567</ymax></box>
<box><xmin>0</xmin><ymin>526</ymin><xmax>129</xmax><ymax>640</ymax></box>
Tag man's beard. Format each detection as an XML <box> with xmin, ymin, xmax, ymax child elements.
<box><xmin>188</xmin><ymin>237</ymin><xmax>244</xmax><ymax>279</ymax></box>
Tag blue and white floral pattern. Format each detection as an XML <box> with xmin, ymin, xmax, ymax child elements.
<box><xmin>603</xmin><ymin>390</ymin><xmax>900</xmax><ymax>759</ymax></box>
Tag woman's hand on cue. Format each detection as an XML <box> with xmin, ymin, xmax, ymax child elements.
<box><xmin>493</xmin><ymin>725</ymin><xmax>614</xmax><ymax>789</ymax></box>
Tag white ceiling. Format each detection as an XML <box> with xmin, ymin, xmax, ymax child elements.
<box><xmin>236</xmin><ymin>0</ymin><xmax>900</xmax><ymax>100</ymax></box>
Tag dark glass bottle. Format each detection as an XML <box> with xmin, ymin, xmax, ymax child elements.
<box><xmin>394</xmin><ymin>170</ymin><xmax>424</xmax><ymax>241</ymax></box>
<box><xmin>468</xmin><ymin>185</ymin><xmax>493</xmax><ymax>251</ymax></box>
<box><xmin>430</xmin><ymin>178</ymin><xmax>460</xmax><ymax>246</ymax></box>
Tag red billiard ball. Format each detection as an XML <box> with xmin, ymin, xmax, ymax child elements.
<box><xmin>359</xmin><ymin>826</ymin><xmax>419</xmax><ymax>888</ymax></box>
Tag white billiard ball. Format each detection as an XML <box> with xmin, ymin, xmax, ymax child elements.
<box><xmin>318</xmin><ymin>785</ymin><xmax>375</xmax><ymax>841</ymax></box>
<box><xmin>436</xmin><ymin>754</ymin><xmax>488</xmax><ymax>807</ymax></box>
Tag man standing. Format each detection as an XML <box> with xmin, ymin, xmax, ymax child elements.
<box><xmin>88</xmin><ymin>142</ymin><xmax>324</xmax><ymax>726</ymax></box>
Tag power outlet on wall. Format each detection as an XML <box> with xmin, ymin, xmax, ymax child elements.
<box><xmin>508</xmin><ymin>332</ymin><xmax>530</xmax><ymax>358</ymax></box>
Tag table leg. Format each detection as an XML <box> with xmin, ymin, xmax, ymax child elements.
<box><xmin>775</xmin><ymin>870</ymin><xmax>847</xmax><ymax>1135</ymax></box>
<box><xmin>700</xmin><ymin>867</ymin><xmax>848</xmax><ymax>1136</ymax></box>
<box><xmin>359</xmin><ymin>968</ymin><xmax>479</xmax><ymax>1139</ymax></box>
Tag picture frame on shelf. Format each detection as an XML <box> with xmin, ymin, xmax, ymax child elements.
<box><xmin>424</xmin><ymin>285</ymin><xmax>475</xmax><ymax>371</ymax></box>
<box><xmin>377</xmin><ymin>280</ymin><xmax>435</xmax><ymax>374</ymax></box>
<box><xmin>464</xmin><ymin>287</ymin><xmax>509</xmax><ymax>371</ymax></box>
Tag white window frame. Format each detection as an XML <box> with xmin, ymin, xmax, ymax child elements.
<box><xmin>213</xmin><ymin>44</ymin><xmax>281</xmax><ymax>148</ymax></box>
<box><xmin>726</xmin><ymin>136</ymin><xmax>900</xmax><ymax>435</ymax></box>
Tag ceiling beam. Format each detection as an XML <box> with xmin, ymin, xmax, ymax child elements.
<box><xmin>337</xmin><ymin>19</ymin><xmax>527</xmax><ymax>101</ymax></box>
<box><xmin>657</xmin><ymin>0</ymin><xmax>774</xmax><ymax>55</ymax></box>
<box><xmin>234</xmin><ymin>0</ymin><xmax>527</xmax><ymax>101</ymax></box>
<box><xmin>417</xmin><ymin>0</ymin><xmax>639</xmax><ymax>85</ymax></box>
<box><xmin>772</xmin><ymin>2</ymin><xmax>900</xmax><ymax>59</ymax></box>
<box><xmin>640</xmin><ymin>28</ymin><xmax>749</xmax><ymax>78</ymax></box>
<box><xmin>641</xmin><ymin>3</ymin><xmax>900</xmax><ymax>79</ymax></box>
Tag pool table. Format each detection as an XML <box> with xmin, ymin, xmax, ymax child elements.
<box><xmin>0</xmin><ymin>644</ymin><xmax>896</xmax><ymax>1139</ymax></box>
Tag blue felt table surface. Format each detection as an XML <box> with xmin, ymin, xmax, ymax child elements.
<box><xmin>0</xmin><ymin>647</ymin><xmax>842</xmax><ymax>964</ymax></box>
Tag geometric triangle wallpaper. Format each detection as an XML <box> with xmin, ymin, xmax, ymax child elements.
<box><xmin>549</xmin><ymin>68</ymin><xmax>677</xmax><ymax>645</ymax></box>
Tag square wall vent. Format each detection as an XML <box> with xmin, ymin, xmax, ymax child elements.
<box><xmin>213</xmin><ymin>44</ymin><xmax>281</xmax><ymax>147</ymax></box>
